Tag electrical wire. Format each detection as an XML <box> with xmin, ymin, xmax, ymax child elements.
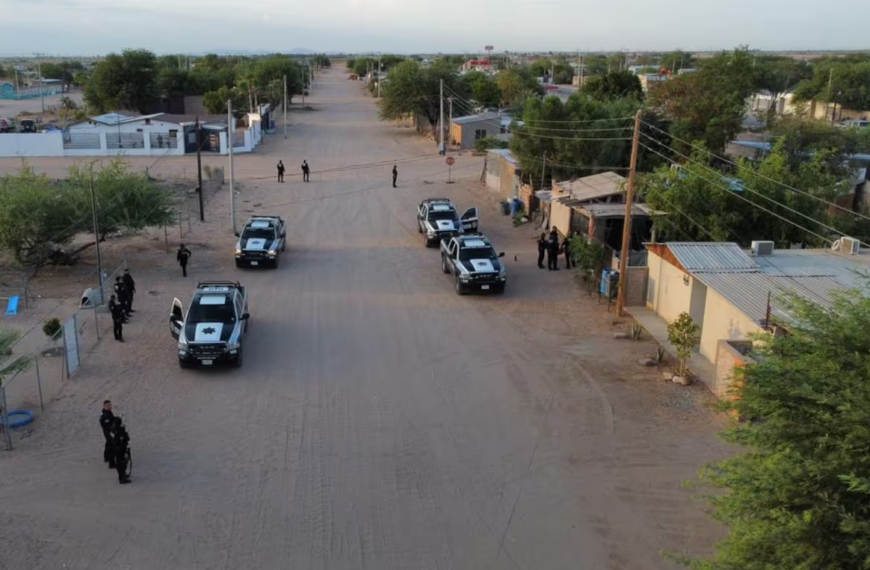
<box><xmin>640</xmin><ymin>131</ymin><xmax>870</xmax><ymax>248</ymax></box>
<box><xmin>641</xmin><ymin>119</ymin><xmax>870</xmax><ymax>225</ymax></box>
<box><xmin>638</xmin><ymin>140</ymin><xmax>835</xmax><ymax>245</ymax></box>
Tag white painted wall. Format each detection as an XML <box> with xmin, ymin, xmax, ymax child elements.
<box><xmin>0</xmin><ymin>133</ymin><xmax>64</xmax><ymax>157</ymax></box>
<box><xmin>646</xmin><ymin>252</ymin><xmax>692</xmax><ymax>324</ymax></box>
<box><xmin>699</xmin><ymin>287</ymin><xmax>762</xmax><ymax>362</ymax></box>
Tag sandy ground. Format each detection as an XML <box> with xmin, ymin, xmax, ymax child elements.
<box><xmin>0</xmin><ymin>68</ymin><xmax>731</xmax><ymax>570</ymax></box>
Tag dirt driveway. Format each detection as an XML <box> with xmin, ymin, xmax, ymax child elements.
<box><xmin>0</xmin><ymin>66</ymin><xmax>730</xmax><ymax>570</ymax></box>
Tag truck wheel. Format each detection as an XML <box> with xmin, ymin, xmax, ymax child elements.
<box><xmin>454</xmin><ymin>276</ymin><xmax>466</xmax><ymax>296</ymax></box>
<box><xmin>441</xmin><ymin>256</ymin><xmax>450</xmax><ymax>274</ymax></box>
<box><xmin>272</xmin><ymin>257</ymin><xmax>279</xmax><ymax>269</ymax></box>
<box><xmin>417</xmin><ymin>223</ymin><xmax>423</xmax><ymax>234</ymax></box>
<box><xmin>235</xmin><ymin>261</ymin><xmax>243</xmax><ymax>269</ymax></box>
<box><xmin>424</xmin><ymin>236</ymin><xmax>433</xmax><ymax>248</ymax></box>
<box><xmin>231</xmin><ymin>347</ymin><xmax>243</xmax><ymax>368</ymax></box>
<box><xmin>179</xmin><ymin>358</ymin><xmax>191</xmax><ymax>369</ymax></box>
<box><xmin>494</xmin><ymin>284</ymin><xmax>506</xmax><ymax>295</ymax></box>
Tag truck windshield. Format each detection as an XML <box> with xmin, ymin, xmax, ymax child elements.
<box><xmin>429</xmin><ymin>211</ymin><xmax>457</xmax><ymax>221</ymax></box>
<box><xmin>188</xmin><ymin>300</ymin><xmax>236</xmax><ymax>323</ymax></box>
<box><xmin>242</xmin><ymin>228</ymin><xmax>275</xmax><ymax>240</ymax></box>
<box><xmin>459</xmin><ymin>247</ymin><xmax>496</xmax><ymax>261</ymax></box>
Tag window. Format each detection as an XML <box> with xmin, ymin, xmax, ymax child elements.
<box><xmin>499</xmin><ymin>125</ymin><xmax>507</xmax><ymax>134</ymax></box>
<box><xmin>144</xmin><ymin>119</ymin><xmax>151</xmax><ymax>125</ymax></box>
<box><xmin>474</xmin><ymin>129</ymin><xmax>487</xmax><ymax>141</ymax></box>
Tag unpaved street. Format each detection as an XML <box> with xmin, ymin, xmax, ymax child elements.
<box><xmin>0</xmin><ymin>68</ymin><xmax>729</xmax><ymax>570</ymax></box>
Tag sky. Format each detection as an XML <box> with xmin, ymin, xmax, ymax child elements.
<box><xmin>0</xmin><ymin>0</ymin><xmax>868</xmax><ymax>56</ymax></box>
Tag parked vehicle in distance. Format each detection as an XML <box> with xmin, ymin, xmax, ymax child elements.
<box><xmin>234</xmin><ymin>216</ymin><xmax>286</xmax><ymax>268</ymax></box>
<box><xmin>169</xmin><ymin>281</ymin><xmax>250</xmax><ymax>369</ymax></box>
<box><xmin>440</xmin><ymin>234</ymin><xmax>506</xmax><ymax>295</ymax></box>
<box><xmin>416</xmin><ymin>197</ymin><xmax>479</xmax><ymax>247</ymax></box>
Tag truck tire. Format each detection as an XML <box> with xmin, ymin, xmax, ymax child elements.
<box><xmin>272</xmin><ymin>257</ymin><xmax>279</xmax><ymax>269</ymax></box>
<box><xmin>494</xmin><ymin>283</ymin><xmax>506</xmax><ymax>295</ymax></box>
<box><xmin>235</xmin><ymin>260</ymin><xmax>243</xmax><ymax>269</ymax></box>
<box><xmin>454</xmin><ymin>276</ymin><xmax>466</xmax><ymax>296</ymax></box>
<box><xmin>441</xmin><ymin>256</ymin><xmax>450</xmax><ymax>274</ymax></box>
<box><xmin>417</xmin><ymin>222</ymin><xmax>423</xmax><ymax>234</ymax></box>
<box><xmin>179</xmin><ymin>357</ymin><xmax>191</xmax><ymax>369</ymax></box>
<box><xmin>231</xmin><ymin>347</ymin><xmax>243</xmax><ymax>368</ymax></box>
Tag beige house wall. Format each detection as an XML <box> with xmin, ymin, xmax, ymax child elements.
<box><xmin>646</xmin><ymin>252</ymin><xmax>692</xmax><ymax>324</ymax></box>
<box><xmin>699</xmin><ymin>287</ymin><xmax>763</xmax><ymax>362</ymax></box>
<box><xmin>549</xmin><ymin>198</ymin><xmax>572</xmax><ymax>235</ymax></box>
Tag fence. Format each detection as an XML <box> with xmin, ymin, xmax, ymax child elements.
<box><xmin>0</xmin><ymin>269</ymin><xmax>33</xmax><ymax>313</ymax></box>
<box><xmin>1</xmin><ymin>260</ymin><xmax>127</xmax><ymax>451</ymax></box>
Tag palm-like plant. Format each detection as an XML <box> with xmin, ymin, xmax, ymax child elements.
<box><xmin>0</xmin><ymin>327</ymin><xmax>34</xmax><ymax>388</ymax></box>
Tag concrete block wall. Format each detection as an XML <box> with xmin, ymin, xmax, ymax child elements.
<box><xmin>713</xmin><ymin>340</ymin><xmax>754</xmax><ymax>400</ymax></box>
<box><xmin>624</xmin><ymin>266</ymin><xmax>648</xmax><ymax>307</ymax></box>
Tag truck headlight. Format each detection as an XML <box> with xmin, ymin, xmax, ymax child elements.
<box><xmin>427</xmin><ymin>231</ymin><xmax>436</xmax><ymax>238</ymax></box>
<box><xmin>234</xmin><ymin>247</ymin><xmax>241</xmax><ymax>255</ymax></box>
<box><xmin>227</xmin><ymin>341</ymin><xmax>240</xmax><ymax>352</ymax></box>
<box><xmin>178</xmin><ymin>335</ymin><xmax>188</xmax><ymax>354</ymax></box>
<box><xmin>459</xmin><ymin>273</ymin><xmax>471</xmax><ymax>282</ymax></box>
<box><xmin>499</xmin><ymin>268</ymin><xmax>507</xmax><ymax>280</ymax></box>
<box><xmin>267</xmin><ymin>249</ymin><xmax>276</xmax><ymax>256</ymax></box>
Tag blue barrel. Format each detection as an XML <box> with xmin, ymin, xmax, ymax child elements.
<box><xmin>500</xmin><ymin>201</ymin><xmax>511</xmax><ymax>216</ymax></box>
<box><xmin>600</xmin><ymin>269</ymin><xmax>611</xmax><ymax>294</ymax></box>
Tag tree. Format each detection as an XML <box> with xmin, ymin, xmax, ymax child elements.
<box><xmin>659</xmin><ymin>51</ymin><xmax>694</xmax><ymax>73</ymax></box>
<box><xmin>648</xmin><ymin>48</ymin><xmax>758</xmax><ymax>152</ymax></box>
<box><xmin>0</xmin><ymin>328</ymin><xmax>33</xmax><ymax>389</ymax></box>
<box><xmin>682</xmin><ymin>287</ymin><xmax>870</xmax><ymax>570</ymax></box>
<box><xmin>250</xmin><ymin>56</ymin><xmax>304</xmax><ymax>102</ymax></box>
<box><xmin>84</xmin><ymin>49</ymin><xmax>160</xmax><ymax>113</ymax></box>
<box><xmin>666</xmin><ymin>312</ymin><xmax>698</xmax><ymax>378</ymax></box>
<box><xmin>378</xmin><ymin>60</ymin><xmax>470</xmax><ymax>135</ymax></box>
<box><xmin>202</xmin><ymin>87</ymin><xmax>244</xmax><ymax>114</ymax></box>
<box><xmin>460</xmin><ymin>71</ymin><xmax>502</xmax><ymax>108</ymax></box>
<box><xmin>754</xmin><ymin>56</ymin><xmax>813</xmax><ymax>121</ymax></box>
<box><xmin>496</xmin><ymin>68</ymin><xmax>544</xmax><ymax>107</ymax></box>
<box><xmin>581</xmin><ymin>71</ymin><xmax>643</xmax><ymax>101</ymax></box>
<box><xmin>0</xmin><ymin>64</ymin><xmax>6</xmax><ymax>78</ymax></box>
<box><xmin>473</xmin><ymin>137</ymin><xmax>508</xmax><ymax>153</ymax></box>
<box><xmin>313</xmin><ymin>55</ymin><xmax>331</xmax><ymax>67</ymax></box>
<box><xmin>794</xmin><ymin>59</ymin><xmax>870</xmax><ymax>117</ymax></box>
<box><xmin>39</xmin><ymin>60</ymin><xmax>84</xmax><ymax>87</ymax></box>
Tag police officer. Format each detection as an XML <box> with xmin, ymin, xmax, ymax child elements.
<box><xmin>99</xmin><ymin>400</ymin><xmax>116</xmax><ymax>468</ymax></box>
<box><xmin>301</xmin><ymin>160</ymin><xmax>310</xmax><ymax>182</ymax></box>
<box><xmin>177</xmin><ymin>244</ymin><xmax>192</xmax><ymax>277</ymax></box>
<box><xmin>563</xmin><ymin>232</ymin><xmax>575</xmax><ymax>270</ymax></box>
<box><xmin>114</xmin><ymin>276</ymin><xmax>131</xmax><ymax>318</ymax></box>
<box><xmin>392</xmin><ymin>165</ymin><xmax>398</xmax><ymax>188</ymax></box>
<box><xmin>277</xmin><ymin>160</ymin><xmax>285</xmax><ymax>182</ymax></box>
<box><xmin>122</xmin><ymin>269</ymin><xmax>136</xmax><ymax>313</ymax></box>
<box><xmin>109</xmin><ymin>294</ymin><xmax>125</xmax><ymax>342</ymax></box>
<box><xmin>537</xmin><ymin>232</ymin><xmax>547</xmax><ymax>269</ymax></box>
<box><xmin>110</xmin><ymin>416</ymin><xmax>131</xmax><ymax>484</ymax></box>
<box><xmin>547</xmin><ymin>228</ymin><xmax>560</xmax><ymax>271</ymax></box>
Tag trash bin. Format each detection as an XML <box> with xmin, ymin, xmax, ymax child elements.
<box><xmin>500</xmin><ymin>201</ymin><xmax>511</xmax><ymax>216</ymax></box>
<box><xmin>510</xmin><ymin>198</ymin><xmax>523</xmax><ymax>216</ymax></box>
<box><xmin>600</xmin><ymin>269</ymin><xmax>611</xmax><ymax>295</ymax></box>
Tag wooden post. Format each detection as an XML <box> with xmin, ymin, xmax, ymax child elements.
<box><xmin>616</xmin><ymin>110</ymin><xmax>643</xmax><ymax>317</ymax></box>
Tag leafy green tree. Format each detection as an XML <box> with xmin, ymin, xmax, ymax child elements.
<box><xmin>313</xmin><ymin>55</ymin><xmax>331</xmax><ymax>67</ymax></box>
<box><xmin>459</xmin><ymin>71</ymin><xmax>502</xmax><ymax>108</ymax></box>
<box><xmin>581</xmin><ymin>71</ymin><xmax>643</xmax><ymax>101</ymax></box>
<box><xmin>754</xmin><ymin>56</ymin><xmax>813</xmax><ymax>120</ymax></box>
<box><xmin>0</xmin><ymin>64</ymin><xmax>6</xmax><ymax>78</ymax></box>
<box><xmin>682</xmin><ymin>287</ymin><xmax>870</xmax><ymax>570</ymax></box>
<box><xmin>251</xmin><ymin>55</ymin><xmax>304</xmax><ymax>102</ymax></box>
<box><xmin>202</xmin><ymin>86</ymin><xmax>247</xmax><ymax>115</ymax></box>
<box><xmin>581</xmin><ymin>55</ymin><xmax>610</xmax><ymax>76</ymax></box>
<box><xmin>648</xmin><ymin>47</ymin><xmax>758</xmax><ymax>152</ymax></box>
<box><xmin>496</xmin><ymin>68</ymin><xmax>544</xmax><ymax>107</ymax></box>
<box><xmin>473</xmin><ymin>137</ymin><xmax>508</xmax><ymax>153</ymax></box>
<box><xmin>352</xmin><ymin>58</ymin><xmax>374</xmax><ymax>77</ymax></box>
<box><xmin>378</xmin><ymin>59</ymin><xmax>470</xmax><ymax>135</ymax></box>
<box><xmin>794</xmin><ymin>59</ymin><xmax>870</xmax><ymax>116</ymax></box>
<box><xmin>84</xmin><ymin>49</ymin><xmax>160</xmax><ymax>113</ymax></box>
<box><xmin>39</xmin><ymin>60</ymin><xmax>84</xmax><ymax>87</ymax></box>
<box><xmin>659</xmin><ymin>51</ymin><xmax>694</xmax><ymax>72</ymax></box>
<box><xmin>0</xmin><ymin>328</ymin><xmax>33</xmax><ymax>388</ymax></box>
<box><xmin>666</xmin><ymin>312</ymin><xmax>699</xmax><ymax>377</ymax></box>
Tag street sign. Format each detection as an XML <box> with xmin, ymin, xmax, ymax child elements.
<box><xmin>446</xmin><ymin>157</ymin><xmax>455</xmax><ymax>165</ymax></box>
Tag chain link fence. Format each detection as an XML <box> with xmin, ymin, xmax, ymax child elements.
<box><xmin>1</xmin><ymin>260</ymin><xmax>127</xmax><ymax>451</ymax></box>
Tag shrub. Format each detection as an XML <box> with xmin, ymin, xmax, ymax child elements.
<box><xmin>43</xmin><ymin>317</ymin><xmax>62</xmax><ymax>339</ymax></box>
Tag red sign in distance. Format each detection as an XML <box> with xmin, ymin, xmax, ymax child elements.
<box><xmin>446</xmin><ymin>157</ymin><xmax>455</xmax><ymax>166</ymax></box>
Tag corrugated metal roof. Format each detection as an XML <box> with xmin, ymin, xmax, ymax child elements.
<box><xmin>553</xmin><ymin>171</ymin><xmax>625</xmax><ymax>202</ymax></box>
<box><xmin>453</xmin><ymin>113</ymin><xmax>498</xmax><ymax>125</ymax></box>
<box><xmin>487</xmin><ymin>148</ymin><xmax>519</xmax><ymax>166</ymax></box>
<box><xmin>667</xmin><ymin>243</ymin><xmax>758</xmax><ymax>272</ymax></box>
<box><xmin>579</xmin><ymin>203</ymin><xmax>653</xmax><ymax>218</ymax></box>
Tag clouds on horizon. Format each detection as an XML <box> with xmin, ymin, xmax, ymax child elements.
<box><xmin>0</xmin><ymin>0</ymin><xmax>868</xmax><ymax>55</ymax></box>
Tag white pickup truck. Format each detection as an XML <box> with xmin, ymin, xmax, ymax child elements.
<box><xmin>440</xmin><ymin>234</ymin><xmax>507</xmax><ymax>295</ymax></box>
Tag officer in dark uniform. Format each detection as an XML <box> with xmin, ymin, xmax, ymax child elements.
<box><xmin>563</xmin><ymin>232</ymin><xmax>575</xmax><ymax>269</ymax></box>
<box><xmin>109</xmin><ymin>294</ymin><xmax>125</xmax><ymax>342</ymax></box>
<box><xmin>537</xmin><ymin>232</ymin><xmax>547</xmax><ymax>269</ymax></box>
<box><xmin>122</xmin><ymin>269</ymin><xmax>136</xmax><ymax>312</ymax></box>
<box><xmin>99</xmin><ymin>400</ymin><xmax>116</xmax><ymax>468</ymax></box>
<box><xmin>547</xmin><ymin>229</ymin><xmax>560</xmax><ymax>271</ymax></box>
<box><xmin>392</xmin><ymin>165</ymin><xmax>398</xmax><ymax>188</ymax></box>
<box><xmin>177</xmin><ymin>244</ymin><xmax>192</xmax><ymax>277</ymax></box>
<box><xmin>111</xmin><ymin>416</ymin><xmax>131</xmax><ymax>484</ymax></box>
<box><xmin>114</xmin><ymin>276</ymin><xmax>131</xmax><ymax>318</ymax></box>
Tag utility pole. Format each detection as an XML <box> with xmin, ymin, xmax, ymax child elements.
<box><xmin>439</xmin><ymin>79</ymin><xmax>445</xmax><ymax>154</ymax></box>
<box><xmin>540</xmin><ymin>152</ymin><xmax>547</xmax><ymax>190</ymax></box>
<box><xmin>448</xmin><ymin>97</ymin><xmax>453</xmax><ymax>147</ymax></box>
<box><xmin>227</xmin><ymin>99</ymin><xmax>237</xmax><ymax>235</ymax></box>
<box><xmin>195</xmin><ymin>117</ymin><xmax>204</xmax><ymax>221</ymax></box>
<box><xmin>89</xmin><ymin>175</ymin><xmax>104</xmax><ymax>290</ymax></box>
<box><xmin>283</xmin><ymin>74</ymin><xmax>288</xmax><ymax>139</ymax></box>
<box><xmin>35</xmin><ymin>54</ymin><xmax>45</xmax><ymax>114</ymax></box>
<box><xmin>616</xmin><ymin>110</ymin><xmax>643</xmax><ymax>317</ymax></box>
<box><xmin>301</xmin><ymin>64</ymin><xmax>306</xmax><ymax>107</ymax></box>
<box><xmin>377</xmin><ymin>53</ymin><xmax>381</xmax><ymax>98</ymax></box>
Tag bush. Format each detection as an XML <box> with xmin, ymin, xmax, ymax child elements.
<box><xmin>474</xmin><ymin>137</ymin><xmax>508</xmax><ymax>153</ymax></box>
<box><xmin>43</xmin><ymin>317</ymin><xmax>62</xmax><ymax>339</ymax></box>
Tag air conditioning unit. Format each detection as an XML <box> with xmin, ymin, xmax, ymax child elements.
<box><xmin>840</xmin><ymin>236</ymin><xmax>861</xmax><ymax>255</ymax></box>
<box><xmin>751</xmin><ymin>240</ymin><xmax>774</xmax><ymax>256</ymax></box>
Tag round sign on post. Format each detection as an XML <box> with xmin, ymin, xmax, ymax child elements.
<box><xmin>445</xmin><ymin>157</ymin><xmax>455</xmax><ymax>165</ymax></box>
<box><xmin>445</xmin><ymin>156</ymin><xmax>455</xmax><ymax>184</ymax></box>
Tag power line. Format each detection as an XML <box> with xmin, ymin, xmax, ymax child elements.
<box><xmin>640</xmin><ymin>132</ymin><xmax>870</xmax><ymax>248</ymax></box>
<box><xmin>641</xmin><ymin>120</ymin><xmax>870</xmax><ymax>225</ymax></box>
<box><xmin>638</xmin><ymin>140</ymin><xmax>835</xmax><ymax>245</ymax></box>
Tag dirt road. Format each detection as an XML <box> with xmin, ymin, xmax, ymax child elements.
<box><xmin>0</xmin><ymin>68</ymin><xmax>729</xmax><ymax>570</ymax></box>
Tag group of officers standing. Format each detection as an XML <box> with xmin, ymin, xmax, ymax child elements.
<box><xmin>98</xmin><ymin>400</ymin><xmax>132</xmax><ymax>484</ymax></box>
<box><xmin>108</xmin><ymin>269</ymin><xmax>136</xmax><ymax>342</ymax></box>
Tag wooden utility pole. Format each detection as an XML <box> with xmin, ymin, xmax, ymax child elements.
<box><xmin>227</xmin><ymin>99</ymin><xmax>237</xmax><ymax>235</ymax></box>
<box><xmin>616</xmin><ymin>110</ymin><xmax>643</xmax><ymax>317</ymax></box>
<box><xmin>195</xmin><ymin>117</ymin><xmax>204</xmax><ymax>221</ymax></box>
<box><xmin>283</xmin><ymin>74</ymin><xmax>288</xmax><ymax>139</ymax></box>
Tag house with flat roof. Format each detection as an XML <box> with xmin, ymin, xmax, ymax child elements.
<box><xmin>639</xmin><ymin>240</ymin><xmax>870</xmax><ymax>397</ymax></box>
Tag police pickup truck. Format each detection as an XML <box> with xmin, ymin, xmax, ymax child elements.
<box><xmin>416</xmin><ymin>198</ymin><xmax>479</xmax><ymax>247</ymax></box>
<box><xmin>234</xmin><ymin>216</ymin><xmax>286</xmax><ymax>268</ymax></box>
<box><xmin>169</xmin><ymin>281</ymin><xmax>250</xmax><ymax>368</ymax></box>
<box><xmin>440</xmin><ymin>234</ymin><xmax>507</xmax><ymax>295</ymax></box>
